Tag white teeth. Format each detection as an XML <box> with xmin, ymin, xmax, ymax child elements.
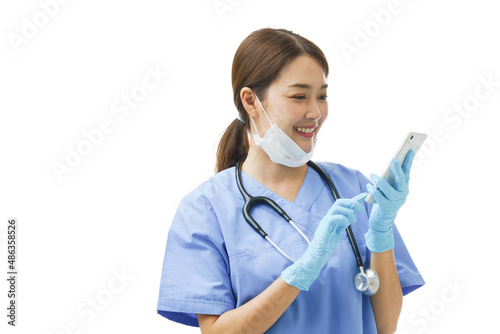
<box><xmin>294</xmin><ymin>127</ymin><xmax>314</xmax><ymax>133</ymax></box>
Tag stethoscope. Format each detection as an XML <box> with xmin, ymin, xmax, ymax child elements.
<box><xmin>235</xmin><ymin>155</ymin><xmax>380</xmax><ymax>296</ymax></box>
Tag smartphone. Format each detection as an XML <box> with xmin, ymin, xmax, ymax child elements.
<box><xmin>365</xmin><ymin>132</ymin><xmax>428</xmax><ymax>203</ymax></box>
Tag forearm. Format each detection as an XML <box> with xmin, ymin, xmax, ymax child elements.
<box><xmin>200</xmin><ymin>276</ymin><xmax>300</xmax><ymax>334</ymax></box>
<box><xmin>369</xmin><ymin>249</ymin><xmax>403</xmax><ymax>334</ymax></box>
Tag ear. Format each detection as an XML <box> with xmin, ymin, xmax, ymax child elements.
<box><xmin>240</xmin><ymin>87</ymin><xmax>260</xmax><ymax>118</ymax></box>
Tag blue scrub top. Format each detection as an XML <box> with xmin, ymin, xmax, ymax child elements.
<box><xmin>157</xmin><ymin>161</ymin><xmax>425</xmax><ymax>333</ymax></box>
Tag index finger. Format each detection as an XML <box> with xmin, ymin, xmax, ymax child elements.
<box><xmin>352</xmin><ymin>192</ymin><xmax>368</xmax><ymax>203</ymax></box>
<box><xmin>331</xmin><ymin>193</ymin><xmax>367</xmax><ymax>214</ymax></box>
<box><xmin>349</xmin><ymin>193</ymin><xmax>368</xmax><ymax>214</ymax></box>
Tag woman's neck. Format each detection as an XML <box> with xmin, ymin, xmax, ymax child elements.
<box><xmin>241</xmin><ymin>146</ymin><xmax>308</xmax><ymax>202</ymax></box>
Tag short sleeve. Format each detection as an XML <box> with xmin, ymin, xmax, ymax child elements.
<box><xmin>156</xmin><ymin>190</ymin><xmax>235</xmax><ymax>327</ymax></box>
<box><xmin>355</xmin><ymin>170</ymin><xmax>425</xmax><ymax>296</ymax></box>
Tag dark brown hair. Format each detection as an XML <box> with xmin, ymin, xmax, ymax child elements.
<box><xmin>215</xmin><ymin>28</ymin><xmax>329</xmax><ymax>173</ymax></box>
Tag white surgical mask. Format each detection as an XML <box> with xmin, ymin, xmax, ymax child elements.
<box><xmin>248</xmin><ymin>93</ymin><xmax>314</xmax><ymax>167</ymax></box>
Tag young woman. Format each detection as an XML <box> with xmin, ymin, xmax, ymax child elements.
<box><xmin>157</xmin><ymin>27</ymin><xmax>424</xmax><ymax>333</ymax></box>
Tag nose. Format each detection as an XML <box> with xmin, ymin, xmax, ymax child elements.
<box><xmin>306</xmin><ymin>100</ymin><xmax>322</xmax><ymax>121</ymax></box>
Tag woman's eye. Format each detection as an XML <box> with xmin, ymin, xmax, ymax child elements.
<box><xmin>292</xmin><ymin>95</ymin><xmax>328</xmax><ymax>100</ymax></box>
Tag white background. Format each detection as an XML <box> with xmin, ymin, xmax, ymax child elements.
<box><xmin>1</xmin><ymin>0</ymin><xmax>498</xmax><ymax>333</ymax></box>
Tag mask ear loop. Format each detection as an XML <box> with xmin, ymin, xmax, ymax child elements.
<box><xmin>248</xmin><ymin>114</ymin><xmax>261</xmax><ymax>138</ymax></box>
<box><xmin>254</xmin><ymin>93</ymin><xmax>272</xmax><ymax>125</ymax></box>
<box><xmin>249</xmin><ymin>92</ymin><xmax>273</xmax><ymax>138</ymax></box>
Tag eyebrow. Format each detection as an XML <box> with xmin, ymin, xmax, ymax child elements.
<box><xmin>288</xmin><ymin>83</ymin><xmax>328</xmax><ymax>89</ymax></box>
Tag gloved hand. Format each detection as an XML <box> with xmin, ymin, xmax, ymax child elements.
<box><xmin>281</xmin><ymin>192</ymin><xmax>368</xmax><ymax>291</ymax></box>
<box><xmin>365</xmin><ymin>149</ymin><xmax>415</xmax><ymax>253</ymax></box>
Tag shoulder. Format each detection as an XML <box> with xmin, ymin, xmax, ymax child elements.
<box><xmin>311</xmin><ymin>160</ymin><xmax>372</xmax><ymax>206</ymax></box>
<box><xmin>313</xmin><ymin>160</ymin><xmax>374</xmax><ymax>218</ymax></box>
<box><xmin>176</xmin><ymin>166</ymin><xmax>240</xmax><ymax>212</ymax></box>
<box><xmin>168</xmin><ymin>169</ymin><xmax>238</xmax><ymax>242</ymax></box>
<box><xmin>313</xmin><ymin>160</ymin><xmax>370</xmax><ymax>188</ymax></box>
<box><xmin>313</xmin><ymin>160</ymin><xmax>356</xmax><ymax>175</ymax></box>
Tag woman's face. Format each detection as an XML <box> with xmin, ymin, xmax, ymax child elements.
<box><xmin>252</xmin><ymin>55</ymin><xmax>328</xmax><ymax>154</ymax></box>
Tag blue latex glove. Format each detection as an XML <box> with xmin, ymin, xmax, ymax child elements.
<box><xmin>281</xmin><ymin>192</ymin><xmax>368</xmax><ymax>291</ymax></box>
<box><xmin>365</xmin><ymin>149</ymin><xmax>415</xmax><ymax>253</ymax></box>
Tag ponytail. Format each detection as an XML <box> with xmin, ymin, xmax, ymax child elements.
<box><xmin>215</xmin><ymin>118</ymin><xmax>249</xmax><ymax>173</ymax></box>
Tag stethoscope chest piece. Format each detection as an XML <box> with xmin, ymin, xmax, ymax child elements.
<box><xmin>355</xmin><ymin>267</ymin><xmax>380</xmax><ymax>296</ymax></box>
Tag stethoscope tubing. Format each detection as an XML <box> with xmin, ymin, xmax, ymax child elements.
<box><xmin>235</xmin><ymin>155</ymin><xmax>364</xmax><ymax>269</ymax></box>
<box><xmin>306</xmin><ymin>161</ymin><xmax>365</xmax><ymax>269</ymax></box>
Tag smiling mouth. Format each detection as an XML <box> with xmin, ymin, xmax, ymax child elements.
<box><xmin>293</xmin><ymin>127</ymin><xmax>315</xmax><ymax>134</ymax></box>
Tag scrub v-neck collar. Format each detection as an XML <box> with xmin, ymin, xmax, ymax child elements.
<box><xmin>239</xmin><ymin>163</ymin><xmax>329</xmax><ymax>217</ymax></box>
